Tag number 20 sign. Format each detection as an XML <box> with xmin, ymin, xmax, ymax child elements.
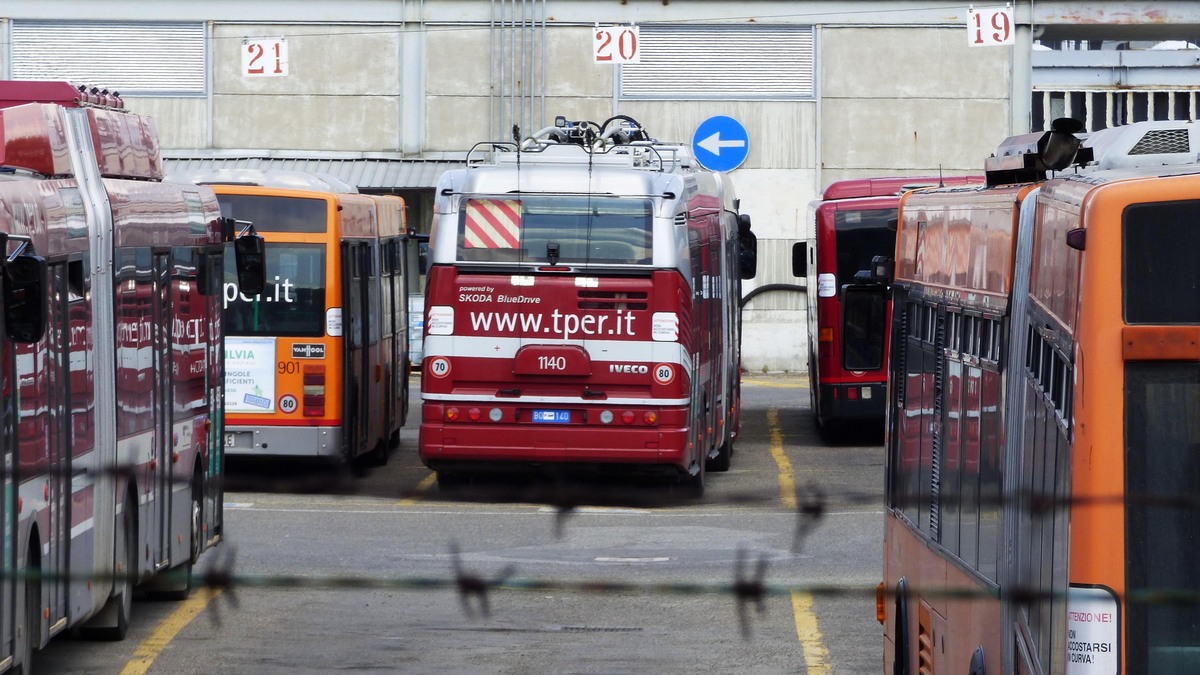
<box><xmin>594</xmin><ymin>25</ymin><xmax>640</xmax><ymax>64</ymax></box>
<box><xmin>968</xmin><ymin>7</ymin><xmax>1014</xmax><ymax>47</ymax></box>
<box><xmin>243</xmin><ymin>38</ymin><xmax>289</xmax><ymax>77</ymax></box>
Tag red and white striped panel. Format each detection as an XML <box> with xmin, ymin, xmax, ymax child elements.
<box><xmin>464</xmin><ymin>199</ymin><xmax>521</xmax><ymax>249</ymax></box>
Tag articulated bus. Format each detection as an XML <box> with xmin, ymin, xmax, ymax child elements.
<box><xmin>877</xmin><ymin>118</ymin><xmax>1200</xmax><ymax>674</ymax></box>
<box><xmin>0</xmin><ymin>81</ymin><xmax>263</xmax><ymax>671</ymax></box>
<box><xmin>792</xmin><ymin>176</ymin><xmax>980</xmax><ymax>437</ymax></box>
<box><xmin>171</xmin><ymin>170</ymin><xmax>411</xmax><ymax>465</ymax></box>
<box><xmin>419</xmin><ymin>115</ymin><xmax>757</xmax><ymax>494</ymax></box>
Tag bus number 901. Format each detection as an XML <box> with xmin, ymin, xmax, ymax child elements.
<box><xmin>538</xmin><ymin>356</ymin><xmax>567</xmax><ymax>371</ymax></box>
<box><xmin>278</xmin><ymin>361</ymin><xmax>299</xmax><ymax>374</ymax></box>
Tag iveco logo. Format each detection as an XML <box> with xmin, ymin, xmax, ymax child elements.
<box><xmin>609</xmin><ymin>364</ymin><xmax>649</xmax><ymax>374</ymax></box>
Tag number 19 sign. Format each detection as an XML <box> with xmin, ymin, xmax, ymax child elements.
<box><xmin>968</xmin><ymin>6</ymin><xmax>1014</xmax><ymax>47</ymax></box>
<box><xmin>594</xmin><ymin>25</ymin><xmax>640</xmax><ymax>64</ymax></box>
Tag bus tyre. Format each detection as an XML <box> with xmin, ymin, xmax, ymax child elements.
<box><xmin>706</xmin><ymin>440</ymin><xmax>732</xmax><ymax>472</ymax></box>
<box><xmin>18</xmin><ymin>550</ymin><xmax>39</xmax><ymax>675</ymax></box>
<box><xmin>81</xmin><ymin>497</ymin><xmax>135</xmax><ymax>640</ymax></box>
<box><xmin>436</xmin><ymin>471</ymin><xmax>469</xmax><ymax>493</ymax></box>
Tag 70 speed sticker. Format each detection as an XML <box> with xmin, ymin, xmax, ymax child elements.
<box><xmin>653</xmin><ymin>363</ymin><xmax>675</xmax><ymax>385</ymax></box>
<box><xmin>428</xmin><ymin>357</ymin><xmax>452</xmax><ymax>378</ymax></box>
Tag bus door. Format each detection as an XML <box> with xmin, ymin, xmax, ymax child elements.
<box><xmin>341</xmin><ymin>242</ymin><xmax>369</xmax><ymax>459</ymax></box>
<box><xmin>44</xmin><ymin>264</ymin><xmax>70</xmax><ymax>627</ymax></box>
<box><xmin>153</xmin><ymin>253</ymin><xmax>173</xmax><ymax>567</ymax></box>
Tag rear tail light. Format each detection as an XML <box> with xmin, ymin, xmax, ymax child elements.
<box><xmin>445</xmin><ymin>407</ymin><xmax>460</xmax><ymax>422</ymax></box>
<box><xmin>303</xmin><ymin>364</ymin><xmax>326</xmax><ymax>416</ymax></box>
<box><xmin>467</xmin><ymin>407</ymin><xmax>481</xmax><ymax>421</ymax></box>
<box><xmin>643</xmin><ymin>411</ymin><xmax>658</xmax><ymax>424</ymax></box>
<box><xmin>621</xmin><ymin>411</ymin><xmax>635</xmax><ymax>425</ymax></box>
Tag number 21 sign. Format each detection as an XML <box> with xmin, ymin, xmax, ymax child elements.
<box><xmin>968</xmin><ymin>6</ymin><xmax>1014</xmax><ymax>47</ymax></box>
<box><xmin>243</xmin><ymin>38</ymin><xmax>289</xmax><ymax>77</ymax></box>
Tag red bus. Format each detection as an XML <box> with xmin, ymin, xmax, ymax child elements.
<box><xmin>792</xmin><ymin>176</ymin><xmax>980</xmax><ymax>437</ymax></box>
<box><xmin>418</xmin><ymin>115</ymin><xmax>757</xmax><ymax>494</ymax></box>
<box><xmin>0</xmin><ymin>81</ymin><xmax>263</xmax><ymax>670</ymax></box>
<box><xmin>168</xmin><ymin>171</ymin><xmax>411</xmax><ymax>465</ymax></box>
<box><xmin>878</xmin><ymin>118</ymin><xmax>1200</xmax><ymax>673</ymax></box>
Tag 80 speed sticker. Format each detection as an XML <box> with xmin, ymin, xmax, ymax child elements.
<box><xmin>279</xmin><ymin>394</ymin><xmax>298</xmax><ymax>414</ymax></box>
<box><xmin>653</xmin><ymin>363</ymin><xmax>675</xmax><ymax>385</ymax></box>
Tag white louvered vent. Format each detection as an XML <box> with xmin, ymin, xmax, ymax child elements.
<box><xmin>10</xmin><ymin>21</ymin><xmax>206</xmax><ymax>95</ymax></box>
<box><xmin>620</xmin><ymin>25</ymin><xmax>814</xmax><ymax>100</ymax></box>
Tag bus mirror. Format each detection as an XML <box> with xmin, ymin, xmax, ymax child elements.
<box><xmin>4</xmin><ymin>252</ymin><xmax>48</xmax><ymax>344</ymax></box>
<box><xmin>870</xmin><ymin>255</ymin><xmax>895</xmax><ymax>284</ymax></box>
<box><xmin>739</xmin><ymin>230</ymin><xmax>757</xmax><ymax>280</ymax></box>
<box><xmin>418</xmin><ymin>242</ymin><xmax>430</xmax><ymax>274</ymax></box>
<box><xmin>792</xmin><ymin>242</ymin><xmax>808</xmax><ymax>278</ymax></box>
<box><xmin>738</xmin><ymin>214</ymin><xmax>757</xmax><ymax>279</ymax></box>
<box><xmin>234</xmin><ymin>232</ymin><xmax>266</xmax><ymax>297</ymax></box>
<box><xmin>841</xmin><ymin>284</ymin><xmax>887</xmax><ymax>372</ymax></box>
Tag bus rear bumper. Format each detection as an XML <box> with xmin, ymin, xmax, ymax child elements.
<box><xmin>418</xmin><ymin>421</ymin><xmax>691</xmax><ymax>476</ymax></box>
<box><xmin>818</xmin><ymin>382</ymin><xmax>887</xmax><ymax>423</ymax></box>
<box><xmin>222</xmin><ymin>425</ymin><xmax>344</xmax><ymax>459</ymax></box>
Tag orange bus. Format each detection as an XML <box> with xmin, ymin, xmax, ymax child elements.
<box><xmin>173</xmin><ymin>170</ymin><xmax>411</xmax><ymax>464</ymax></box>
<box><xmin>877</xmin><ymin>118</ymin><xmax>1200</xmax><ymax>674</ymax></box>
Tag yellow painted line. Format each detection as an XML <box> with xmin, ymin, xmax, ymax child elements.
<box><xmin>768</xmin><ymin>408</ymin><xmax>830</xmax><ymax>669</ymax></box>
<box><xmin>742</xmin><ymin>377</ymin><xmax>808</xmax><ymax>389</ymax></box>
<box><xmin>767</xmin><ymin>408</ymin><xmax>797</xmax><ymax>510</ymax></box>
<box><xmin>119</xmin><ymin>587</ymin><xmax>222</xmax><ymax>675</ymax></box>
<box><xmin>397</xmin><ymin>473</ymin><xmax>437</xmax><ymax>506</ymax></box>
<box><xmin>793</xmin><ymin>591</ymin><xmax>832</xmax><ymax>673</ymax></box>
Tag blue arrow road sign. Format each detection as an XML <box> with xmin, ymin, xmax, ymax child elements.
<box><xmin>691</xmin><ymin>115</ymin><xmax>749</xmax><ymax>172</ymax></box>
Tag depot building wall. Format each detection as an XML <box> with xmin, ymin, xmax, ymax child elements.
<box><xmin>0</xmin><ymin>14</ymin><xmax>1015</xmax><ymax>374</ymax></box>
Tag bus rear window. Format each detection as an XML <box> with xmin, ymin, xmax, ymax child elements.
<box><xmin>217</xmin><ymin>194</ymin><xmax>328</xmax><ymax>233</ymax></box>
<box><xmin>834</xmin><ymin>208</ymin><xmax>896</xmax><ymax>288</ymax></box>
<box><xmin>224</xmin><ymin>243</ymin><xmax>326</xmax><ymax>337</ymax></box>
<box><xmin>457</xmin><ymin>196</ymin><xmax>652</xmax><ymax>265</ymax></box>
<box><xmin>1124</xmin><ymin>200</ymin><xmax>1200</xmax><ymax>324</ymax></box>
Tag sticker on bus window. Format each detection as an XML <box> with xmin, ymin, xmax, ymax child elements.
<box><xmin>464</xmin><ymin>199</ymin><xmax>521</xmax><ymax>248</ymax></box>
<box><xmin>1066</xmin><ymin>585</ymin><xmax>1119</xmax><ymax>673</ymax></box>
<box><xmin>326</xmin><ymin>308</ymin><xmax>343</xmax><ymax>337</ymax></box>
<box><xmin>225</xmin><ymin>336</ymin><xmax>277</xmax><ymax>413</ymax></box>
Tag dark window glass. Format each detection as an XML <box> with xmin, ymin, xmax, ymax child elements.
<box><xmin>1125</xmin><ymin>363</ymin><xmax>1200</xmax><ymax>673</ymax></box>
<box><xmin>835</xmin><ymin>208</ymin><xmax>896</xmax><ymax>289</ymax></box>
<box><xmin>1124</xmin><ymin>201</ymin><xmax>1200</xmax><ymax>323</ymax></box>
<box><xmin>223</xmin><ymin>243</ymin><xmax>325</xmax><ymax>337</ymax></box>
<box><xmin>216</xmin><ymin>194</ymin><xmax>328</xmax><ymax>233</ymax></box>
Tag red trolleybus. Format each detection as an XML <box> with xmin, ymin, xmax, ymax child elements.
<box><xmin>172</xmin><ymin>171</ymin><xmax>411</xmax><ymax>465</ymax></box>
<box><xmin>0</xmin><ymin>81</ymin><xmax>264</xmax><ymax>670</ymax></box>
<box><xmin>792</xmin><ymin>176</ymin><xmax>980</xmax><ymax>437</ymax></box>
<box><xmin>877</xmin><ymin>118</ymin><xmax>1200</xmax><ymax>674</ymax></box>
<box><xmin>419</xmin><ymin>115</ymin><xmax>756</xmax><ymax>494</ymax></box>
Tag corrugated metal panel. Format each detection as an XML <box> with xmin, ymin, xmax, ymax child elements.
<box><xmin>161</xmin><ymin>157</ymin><xmax>463</xmax><ymax>190</ymax></box>
<box><xmin>621</xmin><ymin>25</ymin><xmax>814</xmax><ymax>100</ymax></box>
<box><xmin>10</xmin><ymin>21</ymin><xmax>205</xmax><ymax>95</ymax></box>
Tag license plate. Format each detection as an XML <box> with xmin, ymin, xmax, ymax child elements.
<box><xmin>224</xmin><ymin>432</ymin><xmax>253</xmax><ymax>448</ymax></box>
<box><xmin>531</xmin><ymin>409</ymin><xmax>570</xmax><ymax>424</ymax></box>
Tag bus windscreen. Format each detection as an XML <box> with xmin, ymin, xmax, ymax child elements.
<box><xmin>224</xmin><ymin>243</ymin><xmax>326</xmax><ymax>336</ymax></box>
<box><xmin>835</xmin><ymin>208</ymin><xmax>896</xmax><ymax>286</ymax></box>
<box><xmin>217</xmin><ymin>194</ymin><xmax>328</xmax><ymax>233</ymax></box>
<box><xmin>457</xmin><ymin>196</ymin><xmax>652</xmax><ymax>265</ymax></box>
